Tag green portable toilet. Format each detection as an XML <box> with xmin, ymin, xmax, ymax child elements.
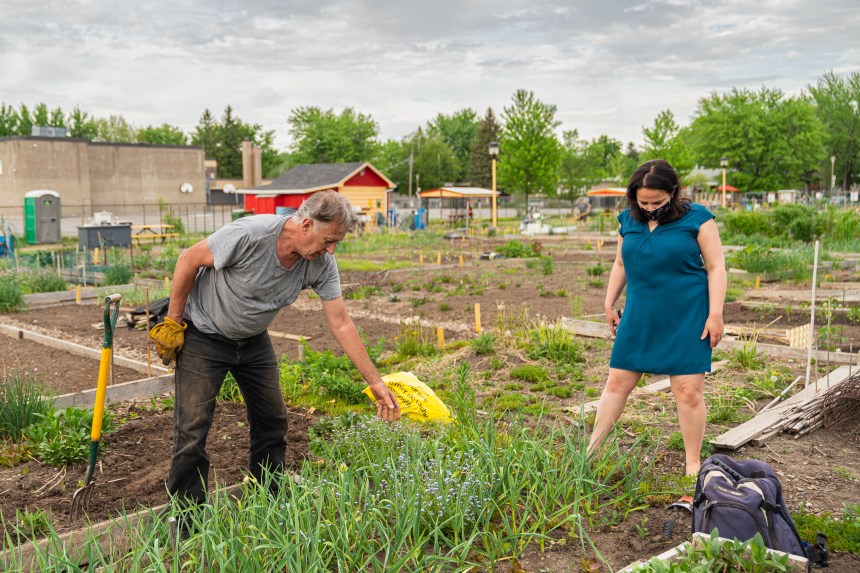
<box><xmin>24</xmin><ymin>190</ymin><xmax>62</xmax><ymax>244</ymax></box>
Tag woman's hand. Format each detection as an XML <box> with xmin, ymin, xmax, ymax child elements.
<box><xmin>606</xmin><ymin>307</ymin><xmax>622</xmax><ymax>336</ymax></box>
<box><xmin>700</xmin><ymin>314</ymin><xmax>724</xmax><ymax>348</ymax></box>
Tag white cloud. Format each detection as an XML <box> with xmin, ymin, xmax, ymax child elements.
<box><xmin>0</xmin><ymin>0</ymin><xmax>857</xmax><ymax>149</ymax></box>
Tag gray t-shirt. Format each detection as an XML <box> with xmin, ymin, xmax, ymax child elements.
<box><xmin>184</xmin><ymin>214</ymin><xmax>341</xmax><ymax>339</ymax></box>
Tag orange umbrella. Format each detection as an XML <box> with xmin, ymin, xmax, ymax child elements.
<box><xmin>717</xmin><ymin>184</ymin><xmax>739</xmax><ymax>192</ymax></box>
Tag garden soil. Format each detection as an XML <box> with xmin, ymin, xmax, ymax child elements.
<box><xmin>0</xmin><ymin>402</ymin><xmax>316</xmax><ymax>534</ymax></box>
<box><xmin>1</xmin><ymin>238</ymin><xmax>859</xmax><ymax>569</ymax></box>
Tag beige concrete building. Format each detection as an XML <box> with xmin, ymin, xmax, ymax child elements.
<box><xmin>0</xmin><ymin>136</ymin><xmax>206</xmax><ymax>217</ymax></box>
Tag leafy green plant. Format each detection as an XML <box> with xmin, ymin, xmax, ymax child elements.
<box><xmin>438</xmin><ymin>302</ymin><xmax>451</xmax><ymax>311</ymax></box>
<box><xmin>793</xmin><ymin>504</ymin><xmax>860</xmax><ymax>553</ymax></box>
<box><xmin>730</xmin><ymin>333</ymin><xmax>764</xmax><ymax>370</ymax></box>
<box><xmin>393</xmin><ymin>324</ymin><xmax>438</xmax><ymax>359</ymax></box>
<box><xmin>632</xmin><ymin>532</ymin><xmax>790</xmax><ymax>572</ymax></box>
<box><xmin>19</xmin><ymin>270</ymin><xmax>67</xmax><ymax>293</ymax></box>
<box><xmin>667</xmin><ymin>431</ymin><xmax>685</xmax><ymax>451</ymax></box>
<box><xmin>103</xmin><ymin>265</ymin><xmax>133</xmax><ymax>286</ymax></box>
<box><xmin>495</xmin><ymin>240</ymin><xmax>541</xmax><ymax>258</ymax></box>
<box><xmin>0</xmin><ymin>370</ymin><xmax>53</xmax><ymax>441</ymax></box>
<box><xmin>11</xmin><ymin>508</ymin><xmax>52</xmax><ymax>539</ymax></box>
<box><xmin>545</xmin><ymin>385</ymin><xmax>572</xmax><ymax>399</ymax></box>
<box><xmin>524</xmin><ymin>321</ymin><xmax>583</xmax><ymax>364</ymax></box>
<box><xmin>707</xmin><ymin>393</ymin><xmax>746</xmax><ymax>425</ymax></box>
<box><xmin>586</xmin><ymin>262</ymin><xmax>606</xmax><ymax>276</ymax></box>
<box><xmin>847</xmin><ymin>305</ymin><xmax>860</xmax><ymax>325</ymax></box>
<box><xmin>471</xmin><ymin>332</ymin><xmax>496</xmax><ymax>355</ymax></box>
<box><xmin>569</xmin><ymin>295</ymin><xmax>584</xmax><ymax>317</ymax></box>
<box><xmin>217</xmin><ymin>373</ymin><xmax>244</xmax><ymax>403</ymax></box>
<box><xmin>25</xmin><ymin>407</ymin><xmax>117</xmax><ymax>467</ymax></box>
<box><xmin>343</xmin><ymin>285</ymin><xmax>383</xmax><ymax>300</ymax></box>
<box><xmin>0</xmin><ymin>273</ymin><xmax>24</xmax><ymax>312</ymax></box>
<box><xmin>540</xmin><ymin>256</ymin><xmax>554</xmax><ymax>275</ymax></box>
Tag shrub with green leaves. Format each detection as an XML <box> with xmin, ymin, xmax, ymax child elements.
<box><xmin>0</xmin><ymin>273</ymin><xmax>24</xmax><ymax>312</ymax></box>
<box><xmin>24</xmin><ymin>407</ymin><xmax>117</xmax><ymax>467</ymax></box>
<box><xmin>0</xmin><ymin>371</ymin><xmax>53</xmax><ymax>442</ymax></box>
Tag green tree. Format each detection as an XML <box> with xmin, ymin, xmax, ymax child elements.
<box><xmin>467</xmin><ymin>108</ymin><xmax>502</xmax><ymax>189</ymax></box>
<box><xmin>191</xmin><ymin>109</ymin><xmax>221</xmax><ymax>159</ymax></box>
<box><xmin>809</xmin><ymin>70</ymin><xmax>860</xmax><ymax>190</ymax></box>
<box><xmin>0</xmin><ymin>104</ymin><xmax>18</xmax><ymax>136</ymax></box>
<box><xmin>95</xmin><ymin>115</ymin><xmax>139</xmax><ymax>142</ymax></box>
<box><xmin>373</xmin><ymin>138</ymin><xmax>411</xmax><ymax>194</ymax></box>
<box><xmin>137</xmin><ymin>123</ymin><xmax>188</xmax><ymax>145</ymax></box>
<box><xmin>688</xmin><ymin>87</ymin><xmax>825</xmax><ymax>192</ymax></box>
<box><xmin>641</xmin><ymin>109</ymin><xmax>694</xmax><ymax>180</ymax></box>
<box><xmin>68</xmin><ymin>107</ymin><xmax>98</xmax><ymax>140</ymax></box>
<box><xmin>287</xmin><ymin>106</ymin><xmax>380</xmax><ymax>165</ymax></box>
<box><xmin>498</xmin><ymin>90</ymin><xmax>562</xmax><ymax>206</ymax></box>
<box><xmin>191</xmin><ymin>106</ymin><xmax>278</xmax><ymax>179</ymax></box>
<box><xmin>410</xmin><ymin>129</ymin><xmax>460</xmax><ymax>191</ymax></box>
<box><xmin>427</xmin><ymin>108</ymin><xmax>478</xmax><ymax>181</ymax></box>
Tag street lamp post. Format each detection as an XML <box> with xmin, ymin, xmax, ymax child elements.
<box><xmin>488</xmin><ymin>141</ymin><xmax>500</xmax><ymax>229</ymax></box>
<box><xmin>720</xmin><ymin>156</ymin><xmax>729</xmax><ymax>208</ymax></box>
<box><xmin>830</xmin><ymin>155</ymin><xmax>836</xmax><ymax>195</ymax></box>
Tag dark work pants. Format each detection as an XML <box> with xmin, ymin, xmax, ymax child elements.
<box><xmin>167</xmin><ymin>322</ymin><xmax>288</xmax><ymax>506</ymax></box>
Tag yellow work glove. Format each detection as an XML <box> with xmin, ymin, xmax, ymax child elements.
<box><xmin>150</xmin><ymin>317</ymin><xmax>187</xmax><ymax>366</ymax></box>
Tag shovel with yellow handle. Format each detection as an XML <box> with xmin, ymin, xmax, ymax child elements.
<box><xmin>70</xmin><ymin>293</ymin><xmax>122</xmax><ymax>521</ymax></box>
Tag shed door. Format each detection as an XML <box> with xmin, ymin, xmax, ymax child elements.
<box><xmin>37</xmin><ymin>195</ymin><xmax>61</xmax><ymax>243</ymax></box>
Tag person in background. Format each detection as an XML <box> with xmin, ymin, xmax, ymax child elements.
<box><xmin>587</xmin><ymin>159</ymin><xmax>726</xmax><ymax>478</ymax></box>
<box><xmin>150</xmin><ymin>190</ymin><xmax>401</xmax><ymax>509</ymax></box>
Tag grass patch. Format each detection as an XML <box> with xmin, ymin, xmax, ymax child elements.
<box><xmin>510</xmin><ymin>364</ymin><xmax>550</xmax><ymax>383</ymax></box>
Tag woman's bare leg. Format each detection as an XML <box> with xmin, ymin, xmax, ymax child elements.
<box><xmin>587</xmin><ymin>368</ymin><xmax>643</xmax><ymax>455</ymax></box>
<box><xmin>670</xmin><ymin>373</ymin><xmax>707</xmax><ymax>476</ymax></box>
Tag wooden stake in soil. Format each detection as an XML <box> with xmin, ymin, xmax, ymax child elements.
<box><xmin>164</xmin><ymin>276</ymin><xmax>170</xmax><ymax>290</ymax></box>
<box><xmin>75</xmin><ymin>286</ymin><xmax>82</xmax><ymax>304</ymax></box>
<box><xmin>436</xmin><ymin>252</ymin><xmax>441</xmax><ymax>265</ymax></box>
<box><xmin>436</xmin><ymin>327</ymin><xmax>445</xmax><ymax>349</ymax></box>
<box><xmin>459</xmin><ymin>255</ymin><xmax>464</xmax><ymax>267</ymax></box>
<box><xmin>755</xmin><ymin>275</ymin><xmax>761</xmax><ymax>290</ymax></box>
<box><xmin>298</xmin><ymin>342</ymin><xmax>305</xmax><ymax>363</ymax></box>
<box><xmin>474</xmin><ymin>303</ymin><xmax>482</xmax><ymax>333</ymax></box>
<box><xmin>805</xmin><ymin>240</ymin><xmax>820</xmax><ymax>389</ymax></box>
<box><xmin>145</xmin><ymin>287</ymin><xmax>151</xmax><ymax>377</ymax></box>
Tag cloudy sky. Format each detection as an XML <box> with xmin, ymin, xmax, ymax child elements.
<box><xmin>1</xmin><ymin>0</ymin><xmax>858</xmax><ymax>150</ymax></box>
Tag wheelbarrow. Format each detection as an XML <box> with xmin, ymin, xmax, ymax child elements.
<box><xmin>70</xmin><ymin>293</ymin><xmax>122</xmax><ymax>521</ymax></box>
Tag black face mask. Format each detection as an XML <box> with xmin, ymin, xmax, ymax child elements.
<box><xmin>643</xmin><ymin>202</ymin><xmax>671</xmax><ymax>221</ymax></box>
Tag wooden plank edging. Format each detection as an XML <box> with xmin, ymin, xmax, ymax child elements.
<box><xmin>0</xmin><ymin>323</ymin><xmax>169</xmax><ymax>376</ymax></box>
<box><xmin>52</xmin><ymin>374</ymin><xmax>174</xmax><ymax>409</ymax></box>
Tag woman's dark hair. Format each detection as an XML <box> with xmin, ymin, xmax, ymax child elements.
<box><xmin>626</xmin><ymin>159</ymin><xmax>691</xmax><ymax>223</ymax></box>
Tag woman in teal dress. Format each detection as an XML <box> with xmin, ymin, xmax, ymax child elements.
<box><xmin>587</xmin><ymin>160</ymin><xmax>727</xmax><ymax>476</ymax></box>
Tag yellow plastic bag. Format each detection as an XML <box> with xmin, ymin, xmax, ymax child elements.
<box><xmin>363</xmin><ymin>372</ymin><xmax>452</xmax><ymax>423</ymax></box>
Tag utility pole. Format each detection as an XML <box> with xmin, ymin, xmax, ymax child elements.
<box><xmin>408</xmin><ymin>150</ymin><xmax>414</xmax><ymax>208</ymax></box>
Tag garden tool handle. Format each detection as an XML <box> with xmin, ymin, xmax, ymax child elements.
<box><xmin>91</xmin><ymin>294</ymin><xmax>122</xmax><ymax>442</ymax></box>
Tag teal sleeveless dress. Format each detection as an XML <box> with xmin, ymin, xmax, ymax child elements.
<box><xmin>609</xmin><ymin>203</ymin><xmax>715</xmax><ymax>375</ymax></box>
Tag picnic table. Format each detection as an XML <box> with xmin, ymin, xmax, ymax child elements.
<box><xmin>131</xmin><ymin>224</ymin><xmax>179</xmax><ymax>245</ymax></box>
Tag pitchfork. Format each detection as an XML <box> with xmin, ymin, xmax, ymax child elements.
<box><xmin>70</xmin><ymin>293</ymin><xmax>122</xmax><ymax>521</ymax></box>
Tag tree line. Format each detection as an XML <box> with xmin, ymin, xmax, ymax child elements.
<box><xmin>2</xmin><ymin>70</ymin><xmax>857</xmax><ymax>200</ymax></box>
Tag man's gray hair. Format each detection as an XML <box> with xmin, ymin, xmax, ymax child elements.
<box><xmin>294</xmin><ymin>190</ymin><xmax>358</xmax><ymax>232</ymax></box>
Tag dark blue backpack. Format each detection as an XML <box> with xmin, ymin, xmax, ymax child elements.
<box><xmin>693</xmin><ymin>454</ymin><xmax>807</xmax><ymax>559</ymax></box>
